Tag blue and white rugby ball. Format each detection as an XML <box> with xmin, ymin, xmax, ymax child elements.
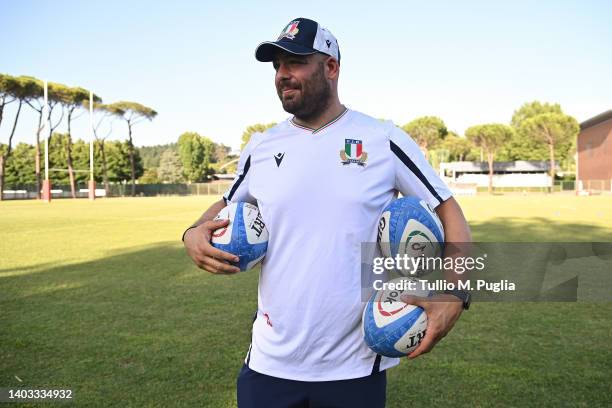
<box><xmin>377</xmin><ymin>196</ymin><xmax>445</xmax><ymax>276</ymax></box>
<box><xmin>211</xmin><ymin>202</ymin><xmax>268</xmax><ymax>271</ymax></box>
<box><xmin>362</xmin><ymin>277</ymin><xmax>432</xmax><ymax>357</ymax></box>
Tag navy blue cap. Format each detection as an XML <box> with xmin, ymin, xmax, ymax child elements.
<box><xmin>255</xmin><ymin>18</ymin><xmax>340</xmax><ymax>62</ymax></box>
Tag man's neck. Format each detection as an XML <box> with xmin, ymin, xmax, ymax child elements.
<box><xmin>292</xmin><ymin>101</ymin><xmax>346</xmax><ymax>130</ymax></box>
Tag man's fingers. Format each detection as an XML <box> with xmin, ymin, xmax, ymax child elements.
<box><xmin>400</xmin><ymin>294</ymin><xmax>464</xmax><ymax>360</ymax></box>
<box><xmin>408</xmin><ymin>329</ymin><xmax>437</xmax><ymax>359</ymax></box>
<box><xmin>210</xmin><ymin>257</ymin><xmax>241</xmax><ymax>274</ymax></box>
<box><xmin>201</xmin><ymin>256</ymin><xmax>240</xmax><ymax>274</ymax></box>
<box><xmin>198</xmin><ymin>258</ymin><xmax>218</xmax><ymax>274</ymax></box>
<box><xmin>400</xmin><ymin>294</ymin><xmax>429</xmax><ymax>309</ymax></box>
<box><xmin>184</xmin><ymin>219</ymin><xmax>240</xmax><ymax>273</ymax></box>
<box><xmin>193</xmin><ymin>221</ymin><xmax>239</xmax><ymax>263</ymax></box>
<box><xmin>400</xmin><ymin>294</ymin><xmax>435</xmax><ymax>358</ymax></box>
<box><xmin>205</xmin><ymin>246</ymin><xmax>240</xmax><ymax>263</ymax></box>
<box><xmin>204</xmin><ymin>218</ymin><xmax>230</xmax><ymax>229</ymax></box>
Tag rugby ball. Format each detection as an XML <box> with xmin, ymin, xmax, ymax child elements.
<box><xmin>211</xmin><ymin>202</ymin><xmax>269</xmax><ymax>271</ymax></box>
<box><xmin>377</xmin><ymin>196</ymin><xmax>444</xmax><ymax>276</ymax></box>
<box><xmin>362</xmin><ymin>277</ymin><xmax>431</xmax><ymax>357</ymax></box>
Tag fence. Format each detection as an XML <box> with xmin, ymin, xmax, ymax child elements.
<box><xmin>578</xmin><ymin>179</ymin><xmax>612</xmax><ymax>192</ymax></box>
<box><xmin>3</xmin><ymin>180</ymin><xmax>611</xmax><ymax>200</ymax></box>
<box><xmin>472</xmin><ymin>180</ymin><xmax>612</xmax><ymax>194</ymax></box>
<box><xmin>474</xmin><ymin>180</ymin><xmax>578</xmax><ymax>193</ymax></box>
<box><xmin>107</xmin><ymin>183</ymin><xmax>233</xmax><ymax>197</ymax></box>
<box><xmin>1</xmin><ymin>182</ymin><xmax>233</xmax><ymax>200</ymax></box>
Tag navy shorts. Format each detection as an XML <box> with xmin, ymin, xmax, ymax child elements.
<box><xmin>237</xmin><ymin>364</ymin><xmax>386</xmax><ymax>408</ymax></box>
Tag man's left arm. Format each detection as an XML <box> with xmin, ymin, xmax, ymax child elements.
<box><xmin>401</xmin><ymin>196</ymin><xmax>472</xmax><ymax>359</ymax></box>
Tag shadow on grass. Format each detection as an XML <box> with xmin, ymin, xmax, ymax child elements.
<box><xmin>1</xmin><ymin>217</ymin><xmax>611</xmax><ymax>407</ymax></box>
<box><xmin>468</xmin><ymin>216</ymin><xmax>612</xmax><ymax>241</ymax></box>
<box><xmin>0</xmin><ymin>261</ymin><xmax>67</xmax><ymax>276</ymax></box>
<box><xmin>0</xmin><ymin>242</ymin><xmax>258</xmax><ymax>407</ymax></box>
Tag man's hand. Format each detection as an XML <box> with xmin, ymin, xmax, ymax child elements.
<box><xmin>183</xmin><ymin>219</ymin><xmax>241</xmax><ymax>274</ymax></box>
<box><xmin>400</xmin><ymin>293</ymin><xmax>464</xmax><ymax>359</ymax></box>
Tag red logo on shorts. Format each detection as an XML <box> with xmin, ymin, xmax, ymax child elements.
<box><xmin>263</xmin><ymin>313</ymin><xmax>273</xmax><ymax>327</ymax></box>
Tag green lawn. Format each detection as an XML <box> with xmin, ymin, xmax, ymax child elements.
<box><xmin>1</xmin><ymin>195</ymin><xmax>611</xmax><ymax>407</ymax></box>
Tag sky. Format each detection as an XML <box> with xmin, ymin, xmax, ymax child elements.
<box><xmin>1</xmin><ymin>0</ymin><xmax>611</xmax><ymax>150</ymax></box>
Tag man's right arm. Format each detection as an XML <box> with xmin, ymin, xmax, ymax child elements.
<box><xmin>182</xmin><ymin>198</ymin><xmax>241</xmax><ymax>274</ymax></box>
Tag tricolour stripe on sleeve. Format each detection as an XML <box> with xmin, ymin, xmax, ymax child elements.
<box><xmin>226</xmin><ymin>155</ymin><xmax>251</xmax><ymax>201</ymax></box>
<box><xmin>390</xmin><ymin>141</ymin><xmax>444</xmax><ymax>204</ymax></box>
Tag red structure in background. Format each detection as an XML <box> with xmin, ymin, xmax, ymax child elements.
<box><xmin>42</xmin><ymin>179</ymin><xmax>51</xmax><ymax>202</ymax></box>
<box><xmin>577</xmin><ymin>110</ymin><xmax>612</xmax><ymax>192</ymax></box>
<box><xmin>88</xmin><ymin>180</ymin><xmax>96</xmax><ymax>200</ymax></box>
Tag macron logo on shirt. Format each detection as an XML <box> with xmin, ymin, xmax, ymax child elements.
<box><xmin>274</xmin><ymin>152</ymin><xmax>285</xmax><ymax>167</ymax></box>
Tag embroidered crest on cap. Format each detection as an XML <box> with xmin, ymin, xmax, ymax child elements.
<box><xmin>278</xmin><ymin>20</ymin><xmax>300</xmax><ymax>40</ymax></box>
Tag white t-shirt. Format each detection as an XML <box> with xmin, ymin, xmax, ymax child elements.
<box><xmin>224</xmin><ymin>109</ymin><xmax>452</xmax><ymax>381</ymax></box>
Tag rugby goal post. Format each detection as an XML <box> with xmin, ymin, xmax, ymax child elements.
<box><xmin>41</xmin><ymin>83</ymin><xmax>97</xmax><ymax>201</ymax></box>
<box><xmin>42</xmin><ymin>80</ymin><xmax>51</xmax><ymax>202</ymax></box>
<box><xmin>88</xmin><ymin>91</ymin><xmax>95</xmax><ymax>200</ymax></box>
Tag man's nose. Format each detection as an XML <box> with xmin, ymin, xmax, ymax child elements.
<box><xmin>276</xmin><ymin>62</ymin><xmax>290</xmax><ymax>79</ymax></box>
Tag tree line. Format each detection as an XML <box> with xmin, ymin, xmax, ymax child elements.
<box><xmin>138</xmin><ymin>133</ymin><xmax>232</xmax><ymax>184</ymax></box>
<box><xmin>237</xmin><ymin>101</ymin><xmax>579</xmax><ymax>194</ymax></box>
<box><xmin>2</xmin><ymin>71</ymin><xmax>580</xmax><ymax>198</ymax></box>
<box><xmin>4</xmin><ymin>136</ymin><xmax>143</xmax><ymax>188</ymax></box>
<box><xmin>0</xmin><ymin>73</ymin><xmax>156</xmax><ymax>200</ymax></box>
<box><xmin>2</xmin><ymin>132</ymin><xmax>234</xmax><ymax>188</ymax></box>
<box><xmin>401</xmin><ymin>101</ymin><xmax>579</xmax><ymax>193</ymax></box>
<box><xmin>238</xmin><ymin>101</ymin><xmax>579</xmax><ymax>194</ymax></box>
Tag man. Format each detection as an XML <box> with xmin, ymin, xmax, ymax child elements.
<box><xmin>183</xmin><ymin>17</ymin><xmax>471</xmax><ymax>408</ymax></box>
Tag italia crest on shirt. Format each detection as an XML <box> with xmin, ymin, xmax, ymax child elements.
<box><xmin>278</xmin><ymin>21</ymin><xmax>300</xmax><ymax>40</ymax></box>
<box><xmin>340</xmin><ymin>139</ymin><xmax>368</xmax><ymax>166</ymax></box>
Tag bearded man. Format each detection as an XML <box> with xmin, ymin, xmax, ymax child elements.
<box><xmin>183</xmin><ymin>17</ymin><xmax>471</xmax><ymax>408</ymax></box>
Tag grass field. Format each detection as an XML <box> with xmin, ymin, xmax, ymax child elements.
<box><xmin>1</xmin><ymin>195</ymin><xmax>612</xmax><ymax>407</ymax></box>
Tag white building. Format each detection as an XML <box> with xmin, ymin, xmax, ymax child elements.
<box><xmin>440</xmin><ymin>161</ymin><xmax>559</xmax><ymax>188</ymax></box>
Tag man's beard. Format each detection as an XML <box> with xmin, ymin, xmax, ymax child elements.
<box><xmin>277</xmin><ymin>62</ymin><xmax>331</xmax><ymax>121</ymax></box>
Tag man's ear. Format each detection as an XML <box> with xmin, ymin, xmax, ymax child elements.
<box><xmin>325</xmin><ymin>57</ymin><xmax>340</xmax><ymax>80</ymax></box>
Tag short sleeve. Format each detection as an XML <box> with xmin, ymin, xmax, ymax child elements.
<box><xmin>223</xmin><ymin>134</ymin><xmax>259</xmax><ymax>205</ymax></box>
<box><xmin>389</xmin><ymin>124</ymin><xmax>452</xmax><ymax>209</ymax></box>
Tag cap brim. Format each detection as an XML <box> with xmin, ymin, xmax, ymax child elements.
<box><xmin>255</xmin><ymin>41</ymin><xmax>317</xmax><ymax>62</ymax></box>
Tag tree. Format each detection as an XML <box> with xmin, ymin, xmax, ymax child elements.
<box><xmin>35</xmin><ymin>81</ymin><xmax>69</xmax><ymax>195</ymax></box>
<box><xmin>402</xmin><ymin>116</ymin><xmax>447</xmax><ymax>160</ymax></box>
<box><xmin>498</xmin><ymin>101</ymin><xmax>562</xmax><ymax>162</ymax></box>
<box><xmin>139</xmin><ymin>168</ymin><xmax>159</xmax><ymax>184</ymax></box>
<box><xmin>84</xmin><ymin>101</ymin><xmax>117</xmax><ymax>196</ymax></box>
<box><xmin>465</xmin><ymin>124</ymin><xmax>514</xmax><ymax>194</ymax></box>
<box><xmin>241</xmin><ymin>123</ymin><xmax>276</xmax><ymax>149</ymax></box>
<box><xmin>178</xmin><ymin>132</ymin><xmax>216</xmax><ymax>182</ymax></box>
<box><xmin>510</xmin><ymin>101</ymin><xmax>579</xmax><ymax>184</ymax></box>
<box><xmin>521</xmin><ymin>113</ymin><xmax>579</xmax><ymax>187</ymax></box>
<box><xmin>214</xmin><ymin>143</ymin><xmax>231</xmax><ymax>163</ymax></box>
<box><xmin>106</xmin><ymin>101</ymin><xmax>157</xmax><ymax>196</ymax></box>
<box><xmin>511</xmin><ymin>101</ymin><xmax>563</xmax><ymax>129</ymax></box>
<box><xmin>440</xmin><ymin>131</ymin><xmax>473</xmax><ymax>162</ymax></box>
<box><xmin>5</xmin><ymin>77</ymin><xmax>68</xmax><ymax>197</ymax></box>
<box><xmin>103</xmin><ymin>140</ymin><xmax>143</xmax><ymax>183</ymax></box>
<box><xmin>0</xmin><ymin>74</ymin><xmax>18</xmax><ymax>130</ymax></box>
<box><xmin>0</xmin><ymin>138</ymin><xmax>144</xmax><ymax>192</ymax></box>
<box><xmin>157</xmin><ymin>149</ymin><xmax>183</xmax><ymax>183</ymax></box>
<box><xmin>17</xmin><ymin>76</ymin><xmax>45</xmax><ymax>198</ymax></box>
<box><xmin>3</xmin><ymin>142</ymin><xmax>36</xmax><ymax>187</ymax></box>
<box><xmin>0</xmin><ymin>75</ymin><xmax>41</xmax><ymax>199</ymax></box>
<box><xmin>138</xmin><ymin>143</ymin><xmax>177</xmax><ymax>169</ymax></box>
<box><xmin>0</xmin><ymin>75</ymin><xmax>25</xmax><ymax>200</ymax></box>
<box><xmin>56</xmin><ymin>86</ymin><xmax>101</xmax><ymax>198</ymax></box>
<box><xmin>47</xmin><ymin>133</ymin><xmax>70</xmax><ymax>184</ymax></box>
